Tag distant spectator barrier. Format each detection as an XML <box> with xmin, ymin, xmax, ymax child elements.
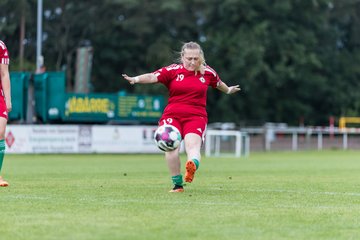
<box><xmin>243</xmin><ymin>126</ymin><xmax>360</xmax><ymax>151</ymax></box>
<box><xmin>6</xmin><ymin>124</ymin><xmax>360</xmax><ymax>154</ymax></box>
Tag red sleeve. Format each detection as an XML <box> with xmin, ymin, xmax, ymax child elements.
<box><xmin>206</xmin><ymin>66</ymin><xmax>222</xmax><ymax>88</ymax></box>
<box><xmin>0</xmin><ymin>41</ymin><xmax>10</xmax><ymax>65</ymax></box>
<box><xmin>153</xmin><ymin>64</ymin><xmax>180</xmax><ymax>86</ymax></box>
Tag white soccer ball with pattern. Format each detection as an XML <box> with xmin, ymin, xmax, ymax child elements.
<box><xmin>154</xmin><ymin>125</ymin><xmax>182</xmax><ymax>152</ymax></box>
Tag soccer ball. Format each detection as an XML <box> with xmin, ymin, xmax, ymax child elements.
<box><xmin>154</xmin><ymin>125</ymin><xmax>182</xmax><ymax>152</ymax></box>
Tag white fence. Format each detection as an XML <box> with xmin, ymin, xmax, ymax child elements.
<box><xmin>243</xmin><ymin>126</ymin><xmax>360</xmax><ymax>152</ymax></box>
<box><xmin>204</xmin><ymin>126</ymin><xmax>360</xmax><ymax>156</ymax></box>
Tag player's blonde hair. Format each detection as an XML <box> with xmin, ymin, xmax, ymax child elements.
<box><xmin>179</xmin><ymin>41</ymin><xmax>206</xmax><ymax>75</ymax></box>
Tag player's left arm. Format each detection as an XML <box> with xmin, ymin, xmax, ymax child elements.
<box><xmin>216</xmin><ymin>81</ymin><xmax>241</xmax><ymax>95</ymax></box>
<box><xmin>0</xmin><ymin>63</ymin><xmax>11</xmax><ymax>112</ymax></box>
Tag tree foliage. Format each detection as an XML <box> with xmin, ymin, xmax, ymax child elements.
<box><xmin>1</xmin><ymin>0</ymin><xmax>360</xmax><ymax>125</ymax></box>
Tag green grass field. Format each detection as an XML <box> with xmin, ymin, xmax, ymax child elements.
<box><xmin>1</xmin><ymin>150</ymin><xmax>360</xmax><ymax>240</ymax></box>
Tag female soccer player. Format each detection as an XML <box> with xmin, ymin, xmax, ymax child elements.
<box><xmin>122</xmin><ymin>41</ymin><xmax>240</xmax><ymax>192</ymax></box>
<box><xmin>0</xmin><ymin>40</ymin><xmax>12</xmax><ymax>187</ymax></box>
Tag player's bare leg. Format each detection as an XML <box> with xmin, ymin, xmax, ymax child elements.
<box><xmin>165</xmin><ymin>148</ymin><xmax>184</xmax><ymax>192</ymax></box>
<box><xmin>0</xmin><ymin>117</ymin><xmax>7</xmax><ymax>187</ymax></box>
<box><xmin>184</xmin><ymin>133</ymin><xmax>202</xmax><ymax>183</ymax></box>
<box><xmin>0</xmin><ymin>176</ymin><xmax>8</xmax><ymax>187</ymax></box>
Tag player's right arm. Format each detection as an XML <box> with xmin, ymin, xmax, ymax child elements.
<box><xmin>122</xmin><ymin>73</ymin><xmax>158</xmax><ymax>85</ymax></box>
<box><xmin>0</xmin><ymin>63</ymin><xmax>11</xmax><ymax>112</ymax></box>
<box><xmin>0</xmin><ymin>41</ymin><xmax>11</xmax><ymax>112</ymax></box>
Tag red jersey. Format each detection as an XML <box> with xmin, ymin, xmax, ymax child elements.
<box><xmin>154</xmin><ymin>64</ymin><xmax>222</xmax><ymax>118</ymax></box>
<box><xmin>0</xmin><ymin>40</ymin><xmax>9</xmax><ymax>94</ymax></box>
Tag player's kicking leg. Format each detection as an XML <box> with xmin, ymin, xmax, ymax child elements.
<box><xmin>184</xmin><ymin>133</ymin><xmax>202</xmax><ymax>183</ymax></box>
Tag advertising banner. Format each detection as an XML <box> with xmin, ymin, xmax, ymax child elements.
<box><xmin>91</xmin><ymin>126</ymin><xmax>159</xmax><ymax>153</ymax></box>
<box><xmin>5</xmin><ymin>125</ymin><xmax>79</xmax><ymax>153</ymax></box>
<box><xmin>64</xmin><ymin>94</ymin><xmax>117</xmax><ymax>122</ymax></box>
<box><xmin>5</xmin><ymin>125</ymin><xmax>162</xmax><ymax>154</ymax></box>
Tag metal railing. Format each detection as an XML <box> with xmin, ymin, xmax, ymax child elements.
<box><xmin>242</xmin><ymin>126</ymin><xmax>360</xmax><ymax>152</ymax></box>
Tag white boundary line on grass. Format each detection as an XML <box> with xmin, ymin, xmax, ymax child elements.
<box><xmin>4</xmin><ymin>189</ymin><xmax>360</xmax><ymax>206</ymax></box>
<box><xmin>246</xmin><ymin>189</ymin><xmax>360</xmax><ymax>197</ymax></box>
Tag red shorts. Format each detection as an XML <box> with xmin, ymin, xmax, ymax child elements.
<box><xmin>158</xmin><ymin>115</ymin><xmax>207</xmax><ymax>141</ymax></box>
<box><xmin>0</xmin><ymin>98</ymin><xmax>8</xmax><ymax>120</ymax></box>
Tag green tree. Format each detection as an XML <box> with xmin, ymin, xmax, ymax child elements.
<box><xmin>203</xmin><ymin>0</ymin><xmax>345</xmax><ymax>125</ymax></box>
<box><xmin>2</xmin><ymin>0</ymin><xmax>360</xmax><ymax>126</ymax></box>
<box><xmin>0</xmin><ymin>0</ymin><xmax>35</xmax><ymax>71</ymax></box>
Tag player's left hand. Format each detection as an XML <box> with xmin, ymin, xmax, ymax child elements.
<box><xmin>227</xmin><ymin>85</ymin><xmax>241</xmax><ymax>94</ymax></box>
